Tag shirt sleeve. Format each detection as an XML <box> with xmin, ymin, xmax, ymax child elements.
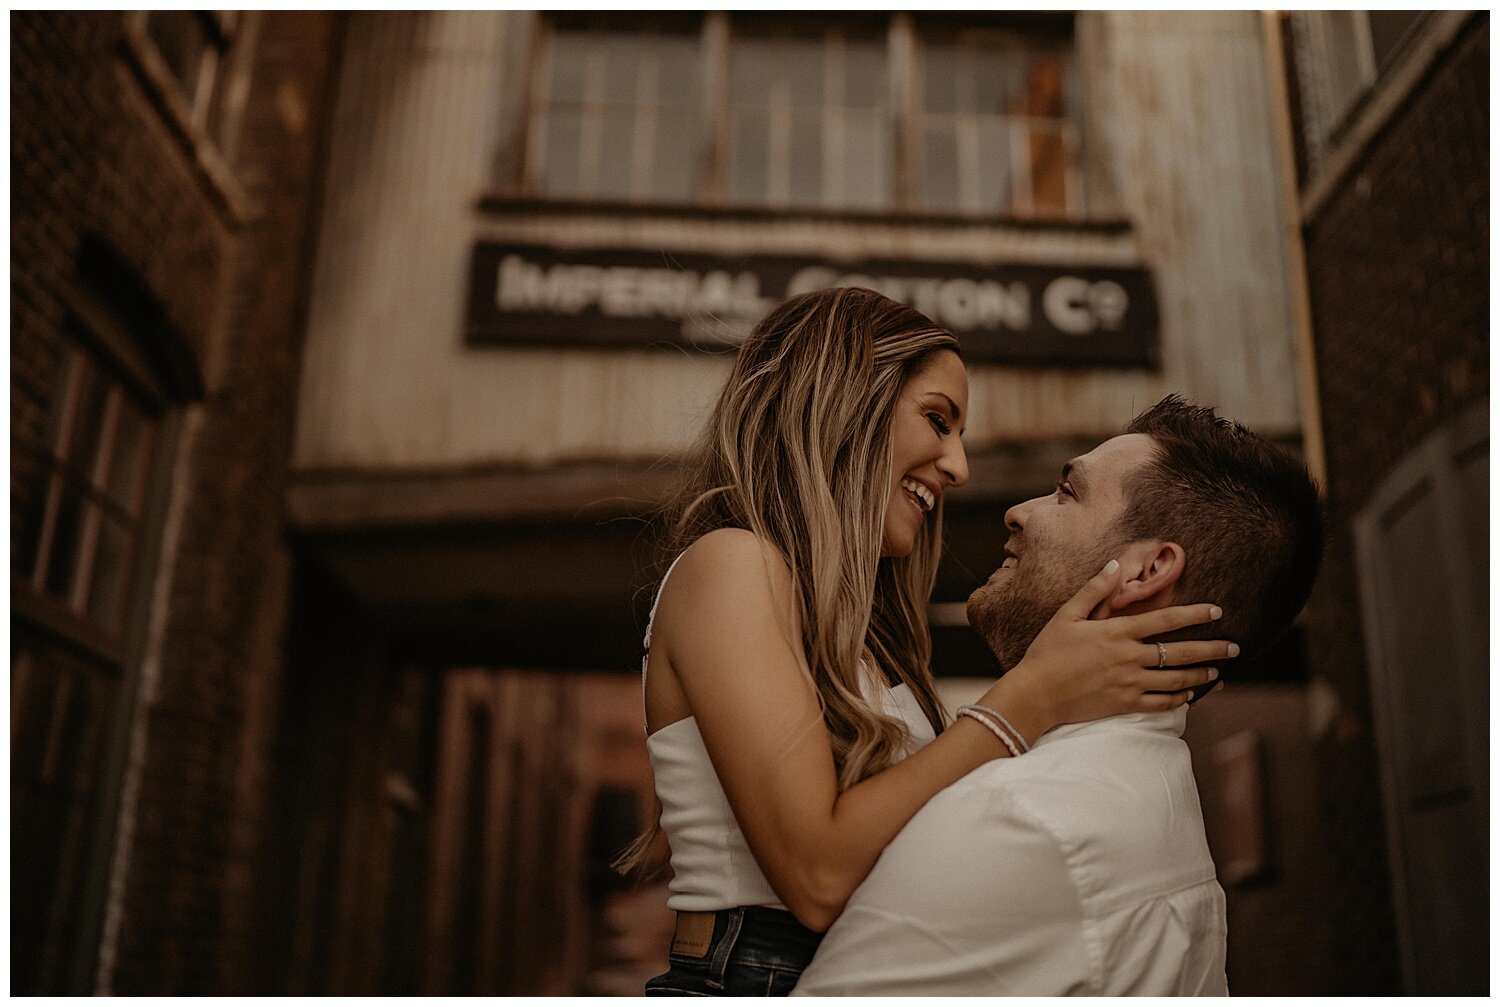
<box><xmin>792</xmin><ymin>766</ymin><xmax>1098</xmax><ymax>996</ymax></box>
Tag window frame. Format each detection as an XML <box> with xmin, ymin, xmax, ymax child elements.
<box><xmin>119</xmin><ymin>10</ymin><xmax>256</xmax><ymax>223</ymax></box>
<box><xmin>1291</xmin><ymin>10</ymin><xmax>1429</xmax><ymax>182</ymax></box>
<box><xmin>515</xmin><ymin>11</ymin><xmax>1090</xmax><ymax>222</ymax></box>
<box><xmin>13</xmin><ymin>289</ymin><xmax>176</xmax><ymax>668</ymax></box>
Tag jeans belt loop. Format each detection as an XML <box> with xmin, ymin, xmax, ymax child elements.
<box><xmin>706</xmin><ymin>906</ymin><xmax>746</xmax><ymax>990</ymax></box>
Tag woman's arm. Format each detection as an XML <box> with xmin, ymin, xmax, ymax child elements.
<box><xmin>652</xmin><ymin>529</ymin><xmax>1226</xmax><ymax>932</ymax></box>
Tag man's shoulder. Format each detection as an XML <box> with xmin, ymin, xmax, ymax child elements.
<box><xmin>957</xmin><ymin>716</ymin><xmax>1216</xmax><ymax>910</ymax></box>
<box><xmin>947</xmin><ymin>714</ymin><xmax>1190</xmax><ymax>797</ymax></box>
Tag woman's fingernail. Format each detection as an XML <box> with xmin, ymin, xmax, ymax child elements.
<box><xmin>1102</xmin><ymin>559</ymin><xmax>1119</xmax><ymax>575</ymax></box>
<box><xmin>1207</xmin><ymin>668</ymin><xmax>1219</xmax><ymax>680</ymax></box>
<box><xmin>1209</xmin><ymin>606</ymin><xmax>1223</xmax><ymax>620</ymax></box>
<box><xmin>1214</xmin><ymin>682</ymin><xmax>1225</xmax><ymax>693</ymax></box>
<box><xmin>1227</xmin><ymin>642</ymin><xmax>1241</xmax><ymax>658</ymax></box>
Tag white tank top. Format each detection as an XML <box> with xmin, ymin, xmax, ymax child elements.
<box><xmin>641</xmin><ymin>555</ymin><xmax>938</xmax><ymax>911</ymax></box>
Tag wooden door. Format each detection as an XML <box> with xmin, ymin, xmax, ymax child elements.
<box><xmin>1353</xmin><ymin>400</ymin><xmax>1487</xmax><ymax>994</ymax></box>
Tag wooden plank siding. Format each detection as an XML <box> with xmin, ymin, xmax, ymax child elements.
<box><xmin>294</xmin><ymin>11</ymin><xmax>1303</xmax><ymax>483</ymax></box>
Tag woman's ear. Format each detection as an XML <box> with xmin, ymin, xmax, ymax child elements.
<box><xmin>1098</xmin><ymin>542</ymin><xmax>1186</xmax><ymax>617</ymax></box>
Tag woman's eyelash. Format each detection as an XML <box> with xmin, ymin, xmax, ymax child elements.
<box><xmin>926</xmin><ymin>412</ymin><xmax>952</xmax><ymax>435</ymax></box>
<box><xmin>1056</xmin><ymin>481</ymin><xmax>1076</xmax><ymax>498</ymax></box>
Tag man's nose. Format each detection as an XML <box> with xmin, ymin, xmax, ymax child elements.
<box><xmin>1004</xmin><ymin>495</ymin><xmax>1045</xmax><ymax>531</ymax></box>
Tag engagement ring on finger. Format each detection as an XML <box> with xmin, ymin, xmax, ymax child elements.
<box><xmin>1156</xmin><ymin>642</ymin><xmax>1167</xmax><ymax>669</ymax></box>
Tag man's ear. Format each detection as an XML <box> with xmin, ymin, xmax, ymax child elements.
<box><xmin>1094</xmin><ymin>542</ymin><xmax>1186</xmax><ymax>618</ymax></box>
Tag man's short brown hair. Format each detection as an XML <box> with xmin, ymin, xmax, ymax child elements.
<box><xmin>1116</xmin><ymin>395</ymin><xmax>1324</xmax><ymax>661</ymax></box>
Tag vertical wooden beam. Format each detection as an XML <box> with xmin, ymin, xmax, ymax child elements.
<box><xmin>700</xmin><ymin>13</ymin><xmax>729</xmax><ymax>202</ymax></box>
<box><xmin>889</xmin><ymin>13</ymin><xmax>917</xmax><ymax>209</ymax></box>
<box><xmin>1261</xmin><ymin>11</ymin><xmax>1328</xmax><ymax>489</ymax></box>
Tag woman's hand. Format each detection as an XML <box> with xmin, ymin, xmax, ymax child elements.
<box><xmin>979</xmin><ymin>559</ymin><xmax>1236</xmax><ymax>745</ymax></box>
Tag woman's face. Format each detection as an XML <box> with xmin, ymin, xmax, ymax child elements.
<box><xmin>881</xmin><ymin>350</ymin><xmax>970</xmax><ymax>558</ymax></box>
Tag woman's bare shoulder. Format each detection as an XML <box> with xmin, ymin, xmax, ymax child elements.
<box><xmin>658</xmin><ymin>529</ymin><xmax>801</xmax><ymax>639</ymax></box>
<box><xmin>676</xmin><ymin>527</ymin><xmax>791</xmax><ymax>579</ymax></box>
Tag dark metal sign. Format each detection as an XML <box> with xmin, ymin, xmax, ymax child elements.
<box><xmin>465</xmin><ymin>243</ymin><xmax>1159</xmax><ymax>367</ymax></box>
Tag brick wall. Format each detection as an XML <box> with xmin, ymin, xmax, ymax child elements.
<box><xmin>11</xmin><ymin>14</ymin><xmax>227</xmax><ymax>561</ymax></box>
<box><xmin>1298</xmin><ymin>14</ymin><xmax>1487</xmax><ymax>993</ymax></box>
<box><xmin>108</xmin><ymin>14</ymin><xmax>343</xmax><ymax>995</ymax></box>
<box><xmin>11</xmin><ymin>12</ymin><xmax>341</xmax><ymax>993</ymax></box>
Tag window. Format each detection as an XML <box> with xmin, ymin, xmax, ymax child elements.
<box><xmin>142</xmin><ymin>11</ymin><xmax>239</xmax><ymax>138</ymax></box>
<box><xmin>727</xmin><ymin>21</ymin><xmax>890</xmax><ymax>210</ymax></box>
<box><xmin>14</xmin><ymin>324</ymin><xmax>161</xmax><ymax>641</ymax></box>
<box><xmin>1291</xmin><ymin>11</ymin><xmax>1426</xmax><ymax>175</ymax></box>
<box><xmin>11</xmin><ymin>320</ymin><xmax>169</xmax><ymax>994</ymax></box>
<box><xmin>916</xmin><ymin>24</ymin><xmax>1080</xmax><ymax>217</ymax></box>
<box><xmin>123</xmin><ymin>9</ymin><xmax>252</xmax><ymax>178</ymax></box>
<box><xmin>524</xmin><ymin>14</ymin><xmax>1087</xmax><ymax>219</ymax></box>
<box><xmin>535</xmin><ymin>16</ymin><xmax>702</xmax><ymax>202</ymax></box>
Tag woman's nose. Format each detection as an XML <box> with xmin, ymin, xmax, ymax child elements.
<box><xmin>941</xmin><ymin>438</ymin><xmax>970</xmax><ymax>488</ymax></box>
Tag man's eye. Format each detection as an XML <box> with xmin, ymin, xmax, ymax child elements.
<box><xmin>927</xmin><ymin>412</ymin><xmax>952</xmax><ymax>435</ymax></box>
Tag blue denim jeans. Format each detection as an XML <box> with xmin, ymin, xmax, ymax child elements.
<box><xmin>645</xmin><ymin>906</ymin><xmax>824</xmax><ymax>996</ymax></box>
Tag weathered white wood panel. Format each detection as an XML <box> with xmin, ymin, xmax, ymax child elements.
<box><xmin>295</xmin><ymin>11</ymin><xmax>1302</xmax><ymax>473</ymax></box>
<box><xmin>963</xmin><ymin>10</ymin><xmax>1300</xmax><ymax>449</ymax></box>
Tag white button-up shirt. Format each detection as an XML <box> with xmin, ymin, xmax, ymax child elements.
<box><xmin>794</xmin><ymin>709</ymin><xmax>1228</xmax><ymax>996</ymax></box>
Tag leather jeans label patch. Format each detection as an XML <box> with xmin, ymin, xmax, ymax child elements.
<box><xmin>671</xmin><ymin>912</ymin><xmax>715</xmax><ymax>958</ymax></box>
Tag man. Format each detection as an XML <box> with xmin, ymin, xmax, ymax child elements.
<box><xmin>794</xmin><ymin>396</ymin><xmax>1323</xmax><ymax>996</ymax></box>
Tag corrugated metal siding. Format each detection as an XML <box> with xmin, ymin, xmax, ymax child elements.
<box><xmin>295</xmin><ymin>11</ymin><xmax>1301</xmax><ymax>472</ymax></box>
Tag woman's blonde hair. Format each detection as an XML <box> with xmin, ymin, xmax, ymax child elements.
<box><xmin>618</xmin><ymin>287</ymin><xmax>960</xmax><ymax>875</ymax></box>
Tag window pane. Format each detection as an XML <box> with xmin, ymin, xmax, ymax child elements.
<box><xmin>43</xmin><ymin>347</ymin><xmax>79</xmax><ymax>452</ymax></box>
<box><xmin>844</xmin><ymin>41</ymin><xmax>887</xmax><ymax>110</ymax></box>
<box><xmin>778</xmin><ymin>37</ymin><xmax>824</xmax><ymax>109</ymax></box>
<box><xmin>655</xmin><ymin>34</ymin><xmax>700</xmax><ymax>102</ymax></box>
<box><xmin>729</xmin><ymin>111</ymin><xmax>770</xmax><ymax>204</ymax></box>
<box><xmin>1321</xmin><ymin>11</ymin><xmax>1375</xmax><ymax>130</ymax></box>
<box><xmin>840</xmin><ymin>109</ymin><xmax>888</xmax><ymax>209</ymax></box>
<box><xmin>15</xmin><ymin>468</ymin><xmax>54</xmax><ymax>579</ymax></box>
<box><xmin>976</xmin><ymin>119</ymin><xmax>1015</xmax><ymax>213</ymax></box>
<box><xmin>105</xmin><ymin>394</ymin><xmax>153</xmax><ymax>514</ymax></box>
<box><xmin>975</xmin><ymin>55</ymin><xmax>1019</xmax><ymax>116</ymax></box>
<box><xmin>541</xmin><ymin>108</ymin><xmax>583</xmax><ymax>197</ymax></box>
<box><xmin>729</xmin><ymin>37</ymin><xmax>776</xmax><ymax>104</ymax></box>
<box><xmin>602</xmin><ymin>34</ymin><xmax>641</xmax><ymax>103</ymax></box>
<box><xmin>548</xmin><ymin>36</ymin><xmax>587</xmax><ymax>102</ymax></box>
<box><xmin>86</xmin><ymin>514</ymin><xmax>134</xmax><ymax>631</ymax></box>
<box><xmin>923</xmin><ymin>52</ymin><xmax>959</xmax><ymax>114</ymax></box>
<box><xmin>653</xmin><ymin>109</ymin><xmax>698</xmax><ymax>201</ymax></box>
<box><xmin>597</xmin><ymin>111</ymin><xmax>635</xmax><ymax>200</ymax></box>
<box><xmin>790</xmin><ymin>113</ymin><xmax>822</xmax><ymax>207</ymax></box>
<box><xmin>1368</xmin><ymin>11</ymin><xmax>1423</xmax><ymax>74</ymax></box>
<box><xmin>921</xmin><ymin>125</ymin><xmax>960</xmax><ymax>211</ymax></box>
<box><xmin>918</xmin><ymin>28</ymin><xmax>1082</xmax><ymax>218</ymax></box>
<box><xmin>43</xmin><ymin>488</ymin><xmax>88</xmax><ymax>601</ymax></box>
<box><xmin>147</xmin><ymin>11</ymin><xmax>210</xmax><ymax>102</ymax></box>
<box><xmin>64</xmin><ymin>357</ymin><xmax>110</xmax><ymax>483</ymax></box>
<box><xmin>541</xmin><ymin>25</ymin><xmax>702</xmax><ymax>201</ymax></box>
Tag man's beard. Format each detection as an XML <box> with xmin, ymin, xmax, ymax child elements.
<box><xmin>966</xmin><ymin>536</ymin><xmax>1117</xmax><ymax>671</ymax></box>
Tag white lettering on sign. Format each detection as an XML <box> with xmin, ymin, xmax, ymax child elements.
<box><xmin>788</xmin><ymin>266</ymin><xmax>1032</xmax><ymax>333</ymax></box>
<box><xmin>497</xmin><ymin>255</ymin><xmax>770</xmax><ymax>320</ymax></box>
<box><xmin>1042</xmin><ymin>277</ymin><xmax>1131</xmax><ymax>335</ymax></box>
<box><xmin>496</xmin><ymin>253</ymin><xmax>1132</xmax><ymax>339</ymax></box>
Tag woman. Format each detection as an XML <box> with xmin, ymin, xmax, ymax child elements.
<box><xmin>627</xmin><ymin>288</ymin><xmax>1229</xmax><ymax>996</ymax></box>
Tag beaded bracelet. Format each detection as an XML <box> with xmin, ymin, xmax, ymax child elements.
<box><xmin>964</xmin><ymin>703</ymin><xmax>1032</xmax><ymax>754</ymax></box>
<box><xmin>957</xmin><ymin>706</ymin><xmax>1022</xmax><ymax>758</ymax></box>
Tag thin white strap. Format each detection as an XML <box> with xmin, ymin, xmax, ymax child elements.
<box><xmin>642</xmin><ymin>551</ymin><xmax>690</xmax><ymax>651</ymax></box>
<box><xmin>641</xmin><ymin>552</ymin><xmax>690</xmax><ymax>733</ymax></box>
